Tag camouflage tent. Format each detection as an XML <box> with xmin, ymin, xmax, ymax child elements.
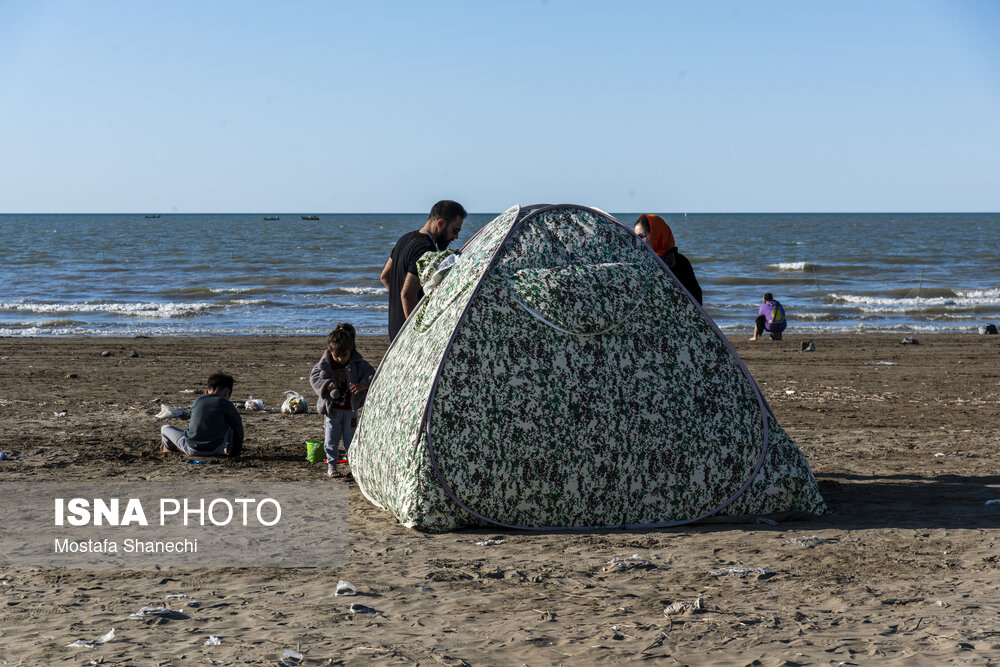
<box><xmin>351</xmin><ymin>204</ymin><xmax>826</xmax><ymax>531</ymax></box>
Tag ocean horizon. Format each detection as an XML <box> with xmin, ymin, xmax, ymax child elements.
<box><xmin>3</xmin><ymin>210</ymin><xmax>999</xmax><ymax>337</ymax></box>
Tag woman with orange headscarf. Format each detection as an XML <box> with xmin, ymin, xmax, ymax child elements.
<box><xmin>634</xmin><ymin>214</ymin><xmax>703</xmax><ymax>305</ymax></box>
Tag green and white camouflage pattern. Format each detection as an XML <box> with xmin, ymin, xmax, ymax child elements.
<box><xmin>351</xmin><ymin>205</ymin><xmax>826</xmax><ymax>531</ymax></box>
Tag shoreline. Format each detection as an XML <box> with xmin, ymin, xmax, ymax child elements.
<box><xmin>2</xmin><ymin>332</ymin><xmax>1000</xmax><ymax>663</ymax></box>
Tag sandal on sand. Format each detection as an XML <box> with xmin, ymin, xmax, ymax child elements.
<box><xmin>327</xmin><ymin>465</ymin><xmax>343</xmax><ymax>478</ymax></box>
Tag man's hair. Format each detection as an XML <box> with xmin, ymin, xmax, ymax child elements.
<box><xmin>207</xmin><ymin>372</ymin><xmax>235</xmax><ymax>393</ymax></box>
<box><xmin>429</xmin><ymin>200</ymin><xmax>467</xmax><ymax>224</ymax></box>
<box><xmin>764</xmin><ymin>292</ymin><xmax>774</xmax><ymax>302</ymax></box>
<box><xmin>327</xmin><ymin>323</ymin><xmax>356</xmax><ymax>355</ymax></box>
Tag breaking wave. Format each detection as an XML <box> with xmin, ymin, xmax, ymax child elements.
<box><xmin>0</xmin><ymin>301</ymin><xmax>218</xmax><ymax>319</ymax></box>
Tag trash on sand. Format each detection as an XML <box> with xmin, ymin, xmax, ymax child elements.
<box><xmin>205</xmin><ymin>635</ymin><xmax>222</xmax><ymax>645</ymax></box>
<box><xmin>979</xmin><ymin>324</ymin><xmax>998</xmax><ymax>335</ymax></box>
<box><xmin>127</xmin><ymin>605</ymin><xmax>188</xmax><ymax>620</ymax></box>
<box><xmin>281</xmin><ymin>390</ymin><xmax>309</xmax><ymax>414</ymax></box>
<box><xmin>900</xmin><ymin>337</ymin><xmax>919</xmax><ymax>345</ymax></box>
<box><xmin>0</xmin><ymin>452</ymin><xmax>8</xmax><ymax>461</ymax></box>
<box><xmin>244</xmin><ymin>396</ymin><xmax>265</xmax><ymax>411</ymax></box>
<box><xmin>787</xmin><ymin>536</ymin><xmax>828</xmax><ymax>547</ymax></box>
<box><xmin>187</xmin><ymin>460</ymin><xmax>209</xmax><ymax>464</ymax></box>
<box><xmin>604</xmin><ymin>554</ymin><xmax>655</xmax><ymax>572</ymax></box>
<box><xmin>866</xmin><ymin>361</ymin><xmax>898</xmax><ymax>366</ymax></box>
<box><xmin>335</xmin><ymin>580</ymin><xmax>357</xmax><ymax>596</ymax></box>
<box><xmin>785</xmin><ymin>390</ymin><xmax>796</xmax><ymax>395</ymax></box>
<box><xmin>663</xmin><ymin>598</ymin><xmax>705</xmax><ymax>616</ymax></box>
<box><xmin>934</xmin><ymin>452</ymin><xmax>946</xmax><ymax>457</ymax></box>
<box><xmin>349</xmin><ymin>603</ymin><xmax>376</xmax><ymax>614</ymax></box>
<box><xmin>155</xmin><ymin>405</ymin><xmax>189</xmax><ymax>419</ymax></box>
<box><xmin>164</xmin><ymin>593</ymin><xmax>199</xmax><ymax>607</ymax></box>
<box><xmin>475</xmin><ymin>537</ymin><xmax>505</xmax><ymax>546</ymax></box>
<box><xmin>53</xmin><ymin>411</ymin><xmax>67</xmax><ymax>417</ymax></box>
<box><xmin>800</xmin><ymin>340</ymin><xmax>815</xmax><ymax>352</ymax></box>
<box><xmin>281</xmin><ymin>648</ymin><xmax>304</xmax><ymax>666</ymax></box>
<box><xmin>710</xmin><ymin>567</ymin><xmax>775</xmax><ymax>579</ymax></box>
<box><xmin>985</xmin><ymin>499</ymin><xmax>1000</xmax><ymax>506</ymax></box>
<box><xmin>68</xmin><ymin>627</ymin><xmax>115</xmax><ymax>648</ymax></box>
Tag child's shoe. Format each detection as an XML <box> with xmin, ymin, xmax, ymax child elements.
<box><xmin>327</xmin><ymin>464</ymin><xmax>342</xmax><ymax>478</ymax></box>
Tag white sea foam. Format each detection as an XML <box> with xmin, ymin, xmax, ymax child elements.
<box><xmin>339</xmin><ymin>287</ymin><xmax>387</xmax><ymax>295</ymax></box>
<box><xmin>768</xmin><ymin>261</ymin><xmax>814</xmax><ymax>272</ymax></box>
<box><xmin>828</xmin><ymin>292</ymin><xmax>1000</xmax><ymax>313</ymax></box>
<box><xmin>954</xmin><ymin>287</ymin><xmax>1000</xmax><ymax>299</ymax></box>
<box><xmin>0</xmin><ymin>301</ymin><xmax>216</xmax><ymax>318</ymax></box>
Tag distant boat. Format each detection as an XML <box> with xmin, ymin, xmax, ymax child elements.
<box><xmin>144</xmin><ymin>214</ymin><xmax>161</xmax><ymax>219</ymax></box>
<box><xmin>301</xmin><ymin>215</ymin><xmax>320</xmax><ymax>221</ymax></box>
<box><xmin>263</xmin><ymin>216</ymin><xmax>280</xmax><ymax>221</ymax></box>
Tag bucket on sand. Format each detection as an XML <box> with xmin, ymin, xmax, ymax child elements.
<box><xmin>305</xmin><ymin>441</ymin><xmax>324</xmax><ymax>463</ymax></box>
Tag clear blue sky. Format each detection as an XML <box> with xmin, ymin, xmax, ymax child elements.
<box><xmin>1</xmin><ymin>1</ymin><xmax>998</xmax><ymax>213</ymax></box>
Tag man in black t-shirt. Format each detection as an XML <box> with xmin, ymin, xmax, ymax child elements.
<box><xmin>380</xmin><ymin>200</ymin><xmax>467</xmax><ymax>341</ymax></box>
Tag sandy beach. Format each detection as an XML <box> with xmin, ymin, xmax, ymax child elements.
<box><xmin>2</xmin><ymin>333</ymin><xmax>1000</xmax><ymax>665</ymax></box>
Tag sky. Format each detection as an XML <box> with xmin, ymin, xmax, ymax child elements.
<box><xmin>1</xmin><ymin>1</ymin><xmax>998</xmax><ymax>213</ymax></box>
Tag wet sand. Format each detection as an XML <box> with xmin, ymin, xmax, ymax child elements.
<box><xmin>2</xmin><ymin>333</ymin><xmax>1000</xmax><ymax>665</ymax></box>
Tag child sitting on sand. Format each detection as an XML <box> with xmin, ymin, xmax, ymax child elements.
<box><xmin>309</xmin><ymin>323</ymin><xmax>376</xmax><ymax>478</ymax></box>
<box><xmin>161</xmin><ymin>372</ymin><xmax>243</xmax><ymax>457</ymax></box>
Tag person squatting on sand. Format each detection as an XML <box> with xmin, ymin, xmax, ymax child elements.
<box><xmin>161</xmin><ymin>372</ymin><xmax>244</xmax><ymax>458</ymax></box>
<box><xmin>751</xmin><ymin>292</ymin><xmax>788</xmax><ymax>341</ymax></box>
<box><xmin>381</xmin><ymin>199</ymin><xmax>467</xmax><ymax>341</ymax></box>
<box><xmin>309</xmin><ymin>323</ymin><xmax>375</xmax><ymax>478</ymax></box>
<box><xmin>634</xmin><ymin>214</ymin><xmax>703</xmax><ymax>305</ymax></box>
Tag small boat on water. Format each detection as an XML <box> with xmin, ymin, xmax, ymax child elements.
<box><xmin>263</xmin><ymin>216</ymin><xmax>280</xmax><ymax>221</ymax></box>
<box><xmin>301</xmin><ymin>215</ymin><xmax>320</xmax><ymax>221</ymax></box>
<box><xmin>144</xmin><ymin>214</ymin><xmax>161</xmax><ymax>219</ymax></box>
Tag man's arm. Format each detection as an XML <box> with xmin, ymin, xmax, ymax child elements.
<box><xmin>379</xmin><ymin>258</ymin><xmax>392</xmax><ymax>289</ymax></box>
<box><xmin>400</xmin><ymin>272</ymin><xmax>421</xmax><ymax>318</ymax></box>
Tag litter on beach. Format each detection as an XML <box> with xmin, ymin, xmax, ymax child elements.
<box><xmin>244</xmin><ymin>396</ymin><xmax>265</xmax><ymax>410</ymax></box>
<box><xmin>281</xmin><ymin>390</ymin><xmax>308</xmax><ymax>414</ymax></box>
<box><xmin>205</xmin><ymin>635</ymin><xmax>221</xmax><ymax>645</ymax></box>
<box><xmin>604</xmin><ymin>554</ymin><xmax>655</xmax><ymax>571</ymax></box>
<box><xmin>68</xmin><ymin>627</ymin><xmax>115</xmax><ymax>648</ymax></box>
<box><xmin>281</xmin><ymin>648</ymin><xmax>304</xmax><ymax>666</ymax></box>
<box><xmin>335</xmin><ymin>580</ymin><xmax>357</xmax><ymax>596</ymax></box>
<box><xmin>475</xmin><ymin>537</ymin><xmax>505</xmax><ymax>546</ymax></box>
<box><xmin>127</xmin><ymin>605</ymin><xmax>188</xmax><ymax>620</ymax></box>
<box><xmin>664</xmin><ymin>598</ymin><xmax>705</xmax><ymax>615</ymax></box>
<box><xmin>710</xmin><ymin>567</ymin><xmax>775</xmax><ymax>578</ymax></box>
<box><xmin>155</xmin><ymin>405</ymin><xmax>189</xmax><ymax>419</ymax></box>
<box><xmin>787</xmin><ymin>536</ymin><xmax>829</xmax><ymax>547</ymax></box>
<box><xmin>349</xmin><ymin>602</ymin><xmax>376</xmax><ymax>614</ymax></box>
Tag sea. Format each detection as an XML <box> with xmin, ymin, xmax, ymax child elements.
<box><xmin>2</xmin><ymin>212</ymin><xmax>998</xmax><ymax>337</ymax></box>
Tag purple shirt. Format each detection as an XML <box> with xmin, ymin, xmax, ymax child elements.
<box><xmin>757</xmin><ymin>300</ymin><xmax>787</xmax><ymax>332</ymax></box>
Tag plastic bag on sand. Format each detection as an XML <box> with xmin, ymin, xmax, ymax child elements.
<box><xmin>244</xmin><ymin>396</ymin><xmax>265</xmax><ymax>411</ymax></box>
<box><xmin>155</xmin><ymin>405</ymin><xmax>189</xmax><ymax>419</ymax></box>
<box><xmin>281</xmin><ymin>390</ymin><xmax>308</xmax><ymax>414</ymax></box>
<box><xmin>335</xmin><ymin>580</ymin><xmax>357</xmax><ymax>596</ymax></box>
<box><xmin>68</xmin><ymin>627</ymin><xmax>115</xmax><ymax>648</ymax></box>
